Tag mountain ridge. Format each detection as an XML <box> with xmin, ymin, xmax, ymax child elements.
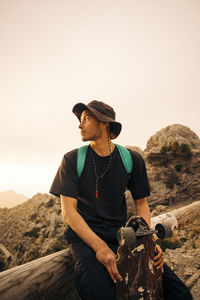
<box><xmin>0</xmin><ymin>190</ymin><xmax>28</xmax><ymax>208</ymax></box>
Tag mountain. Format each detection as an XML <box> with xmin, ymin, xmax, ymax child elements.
<box><xmin>0</xmin><ymin>190</ymin><xmax>28</xmax><ymax>208</ymax></box>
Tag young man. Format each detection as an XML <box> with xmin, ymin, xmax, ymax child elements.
<box><xmin>50</xmin><ymin>100</ymin><xmax>192</xmax><ymax>300</ymax></box>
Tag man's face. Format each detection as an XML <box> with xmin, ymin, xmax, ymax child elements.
<box><xmin>79</xmin><ymin>110</ymin><xmax>104</xmax><ymax>141</ymax></box>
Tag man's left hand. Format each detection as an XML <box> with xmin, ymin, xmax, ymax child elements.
<box><xmin>154</xmin><ymin>244</ymin><xmax>164</xmax><ymax>273</ymax></box>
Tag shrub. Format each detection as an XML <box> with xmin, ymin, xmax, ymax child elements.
<box><xmin>158</xmin><ymin>236</ymin><xmax>183</xmax><ymax>251</ymax></box>
<box><xmin>166</xmin><ymin>171</ymin><xmax>180</xmax><ymax>189</ymax></box>
<box><xmin>175</xmin><ymin>164</ymin><xmax>182</xmax><ymax>172</ymax></box>
<box><xmin>160</xmin><ymin>141</ymin><xmax>192</xmax><ymax>158</ymax></box>
<box><xmin>160</xmin><ymin>146</ymin><xmax>167</xmax><ymax>154</ymax></box>
<box><xmin>171</xmin><ymin>141</ymin><xmax>179</xmax><ymax>154</ymax></box>
<box><xmin>179</xmin><ymin>143</ymin><xmax>192</xmax><ymax>157</ymax></box>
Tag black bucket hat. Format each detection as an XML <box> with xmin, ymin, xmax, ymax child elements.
<box><xmin>72</xmin><ymin>100</ymin><xmax>122</xmax><ymax>139</ymax></box>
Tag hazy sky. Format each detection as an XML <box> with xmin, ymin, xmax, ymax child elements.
<box><xmin>0</xmin><ymin>0</ymin><xmax>199</xmax><ymax>198</ymax></box>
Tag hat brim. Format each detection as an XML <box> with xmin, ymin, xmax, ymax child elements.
<box><xmin>72</xmin><ymin>102</ymin><xmax>122</xmax><ymax>139</ymax></box>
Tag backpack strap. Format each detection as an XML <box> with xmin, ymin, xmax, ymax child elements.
<box><xmin>77</xmin><ymin>145</ymin><xmax>88</xmax><ymax>178</ymax></box>
<box><xmin>77</xmin><ymin>144</ymin><xmax>133</xmax><ymax>178</ymax></box>
<box><xmin>115</xmin><ymin>144</ymin><xmax>133</xmax><ymax>176</ymax></box>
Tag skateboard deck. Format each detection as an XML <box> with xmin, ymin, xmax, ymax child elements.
<box><xmin>116</xmin><ymin>216</ymin><xmax>163</xmax><ymax>300</ymax></box>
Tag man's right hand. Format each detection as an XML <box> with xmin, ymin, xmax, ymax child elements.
<box><xmin>96</xmin><ymin>246</ymin><xmax>122</xmax><ymax>283</ymax></box>
<box><xmin>60</xmin><ymin>196</ymin><xmax>122</xmax><ymax>283</ymax></box>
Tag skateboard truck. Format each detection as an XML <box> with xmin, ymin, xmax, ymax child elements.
<box><xmin>117</xmin><ymin>217</ymin><xmax>156</xmax><ymax>247</ymax></box>
<box><xmin>134</xmin><ymin>218</ymin><xmax>156</xmax><ymax>237</ymax></box>
<box><xmin>117</xmin><ymin>216</ymin><xmax>176</xmax><ymax>247</ymax></box>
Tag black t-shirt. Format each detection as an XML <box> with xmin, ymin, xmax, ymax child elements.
<box><xmin>49</xmin><ymin>145</ymin><xmax>150</xmax><ymax>229</ymax></box>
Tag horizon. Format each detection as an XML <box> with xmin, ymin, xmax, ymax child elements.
<box><xmin>1</xmin><ymin>0</ymin><xmax>199</xmax><ymax>197</ymax></box>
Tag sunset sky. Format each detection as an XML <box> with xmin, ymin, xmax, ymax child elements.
<box><xmin>0</xmin><ymin>0</ymin><xmax>199</xmax><ymax>198</ymax></box>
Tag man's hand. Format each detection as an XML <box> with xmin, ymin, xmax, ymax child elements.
<box><xmin>96</xmin><ymin>246</ymin><xmax>122</xmax><ymax>283</ymax></box>
<box><xmin>154</xmin><ymin>244</ymin><xmax>164</xmax><ymax>273</ymax></box>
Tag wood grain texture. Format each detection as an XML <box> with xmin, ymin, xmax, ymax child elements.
<box><xmin>0</xmin><ymin>249</ymin><xmax>75</xmax><ymax>300</ymax></box>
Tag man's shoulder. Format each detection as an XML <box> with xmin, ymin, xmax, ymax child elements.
<box><xmin>63</xmin><ymin>145</ymin><xmax>90</xmax><ymax>163</ymax></box>
<box><xmin>62</xmin><ymin>148</ymin><xmax>78</xmax><ymax>163</ymax></box>
<box><xmin>125</xmin><ymin>147</ymin><xmax>145</xmax><ymax>164</ymax></box>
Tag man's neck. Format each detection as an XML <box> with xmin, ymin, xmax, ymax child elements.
<box><xmin>90</xmin><ymin>139</ymin><xmax>115</xmax><ymax>157</ymax></box>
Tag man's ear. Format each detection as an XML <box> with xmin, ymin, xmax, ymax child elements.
<box><xmin>101</xmin><ymin>122</ymin><xmax>110</xmax><ymax>137</ymax></box>
<box><xmin>104</xmin><ymin>123</ymin><xmax>109</xmax><ymax>130</ymax></box>
<box><xmin>106</xmin><ymin>123</ymin><xmax>111</xmax><ymax>137</ymax></box>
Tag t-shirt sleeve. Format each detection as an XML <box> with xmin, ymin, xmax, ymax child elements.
<box><xmin>49</xmin><ymin>149</ymin><xmax>79</xmax><ymax>198</ymax></box>
<box><xmin>127</xmin><ymin>150</ymin><xmax>151</xmax><ymax>200</ymax></box>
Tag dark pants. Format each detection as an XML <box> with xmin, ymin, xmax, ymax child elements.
<box><xmin>67</xmin><ymin>228</ymin><xmax>193</xmax><ymax>300</ymax></box>
<box><xmin>70</xmin><ymin>240</ymin><xmax>117</xmax><ymax>300</ymax></box>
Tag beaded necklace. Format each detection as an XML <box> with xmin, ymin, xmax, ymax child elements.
<box><xmin>89</xmin><ymin>130</ymin><xmax>112</xmax><ymax>199</ymax></box>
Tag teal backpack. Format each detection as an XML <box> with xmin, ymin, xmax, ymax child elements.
<box><xmin>77</xmin><ymin>144</ymin><xmax>133</xmax><ymax>178</ymax></box>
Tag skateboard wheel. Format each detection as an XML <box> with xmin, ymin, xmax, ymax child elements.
<box><xmin>117</xmin><ymin>227</ymin><xmax>136</xmax><ymax>247</ymax></box>
<box><xmin>155</xmin><ymin>221</ymin><xmax>173</xmax><ymax>239</ymax></box>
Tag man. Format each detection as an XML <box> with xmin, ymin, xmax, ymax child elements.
<box><xmin>50</xmin><ymin>100</ymin><xmax>192</xmax><ymax>300</ymax></box>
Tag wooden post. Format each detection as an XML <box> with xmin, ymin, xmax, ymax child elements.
<box><xmin>0</xmin><ymin>201</ymin><xmax>199</xmax><ymax>300</ymax></box>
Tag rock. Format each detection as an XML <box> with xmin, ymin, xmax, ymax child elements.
<box><xmin>0</xmin><ymin>244</ymin><xmax>13</xmax><ymax>272</ymax></box>
<box><xmin>0</xmin><ymin>193</ymin><xmax>68</xmax><ymax>267</ymax></box>
<box><xmin>145</xmin><ymin>147</ymin><xmax>200</xmax><ymax>209</ymax></box>
<box><xmin>191</xmin><ymin>278</ymin><xmax>200</xmax><ymax>300</ymax></box>
<box><xmin>49</xmin><ymin>212</ymin><xmax>63</xmax><ymax>225</ymax></box>
<box><xmin>151</xmin><ymin>205</ymin><xmax>168</xmax><ymax>217</ymax></box>
<box><xmin>145</xmin><ymin>124</ymin><xmax>200</xmax><ymax>153</ymax></box>
<box><xmin>165</xmin><ymin>248</ymin><xmax>200</xmax><ymax>300</ymax></box>
<box><xmin>126</xmin><ymin>125</ymin><xmax>200</xmax><ymax>210</ymax></box>
<box><xmin>186</xmin><ymin>271</ymin><xmax>200</xmax><ymax>288</ymax></box>
<box><xmin>126</xmin><ymin>145</ymin><xmax>145</xmax><ymax>158</ymax></box>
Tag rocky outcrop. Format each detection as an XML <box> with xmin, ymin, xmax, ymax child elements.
<box><xmin>145</xmin><ymin>124</ymin><xmax>200</xmax><ymax>153</ymax></box>
<box><xmin>142</xmin><ymin>124</ymin><xmax>200</xmax><ymax>209</ymax></box>
<box><xmin>0</xmin><ymin>193</ymin><xmax>68</xmax><ymax>270</ymax></box>
<box><xmin>165</xmin><ymin>248</ymin><xmax>200</xmax><ymax>300</ymax></box>
<box><xmin>145</xmin><ymin>150</ymin><xmax>200</xmax><ymax>208</ymax></box>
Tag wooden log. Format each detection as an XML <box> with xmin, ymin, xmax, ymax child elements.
<box><xmin>0</xmin><ymin>249</ymin><xmax>76</xmax><ymax>300</ymax></box>
<box><xmin>0</xmin><ymin>200</ymin><xmax>199</xmax><ymax>300</ymax></box>
<box><xmin>166</xmin><ymin>201</ymin><xmax>200</xmax><ymax>226</ymax></box>
<box><xmin>151</xmin><ymin>200</ymin><xmax>200</xmax><ymax>230</ymax></box>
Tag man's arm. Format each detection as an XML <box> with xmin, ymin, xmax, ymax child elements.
<box><xmin>134</xmin><ymin>197</ymin><xmax>151</xmax><ymax>226</ymax></box>
<box><xmin>61</xmin><ymin>195</ymin><xmax>122</xmax><ymax>283</ymax></box>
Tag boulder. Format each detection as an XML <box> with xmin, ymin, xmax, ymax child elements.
<box><xmin>145</xmin><ymin>124</ymin><xmax>200</xmax><ymax>153</ymax></box>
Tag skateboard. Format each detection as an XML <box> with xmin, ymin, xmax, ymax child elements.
<box><xmin>116</xmin><ymin>216</ymin><xmax>175</xmax><ymax>300</ymax></box>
